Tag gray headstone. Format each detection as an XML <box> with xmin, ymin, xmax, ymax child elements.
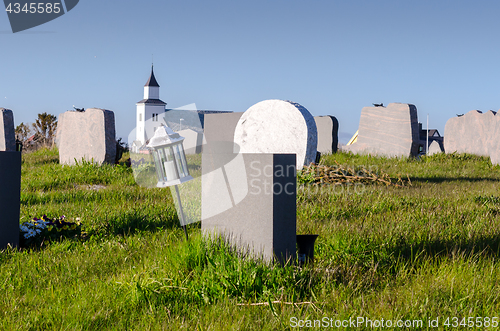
<box><xmin>444</xmin><ymin>110</ymin><xmax>499</xmax><ymax>157</ymax></box>
<box><xmin>177</xmin><ymin>129</ymin><xmax>204</xmax><ymax>154</ymax></box>
<box><xmin>344</xmin><ymin>103</ymin><xmax>420</xmax><ymax>157</ymax></box>
<box><xmin>57</xmin><ymin>108</ymin><xmax>116</xmax><ymax>165</ymax></box>
<box><xmin>427</xmin><ymin>140</ymin><xmax>443</xmax><ymax>156</ymax></box>
<box><xmin>201</xmin><ymin>151</ymin><xmax>296</xmax><ymax>263</ymax></box>
<box><xmin>233</xmin><ymin>100</ymin><xmax>317</xmax><ymax>170</ymax></box>
<box><xmin>203</xmin><ymin>112</ymin><xmax>244</xmax><ymax>153</ymax></box>
<box><xmin>314</xmin><ymin>115</ymin><xmax>339</xmax><ymax>154</ymax></box>
<box><xmin>0</xmin><ymin>108</ymin><xmax>15</xmax><ymax>152</ymax></box>
<box><xmin>0</xmin><ymin>152</ymin><xmax>21</xmax><ymax>249</ymax></box>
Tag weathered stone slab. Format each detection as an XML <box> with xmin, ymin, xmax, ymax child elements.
<box><xmin>233</xmin><ymin>100</ymin><xmax>317</xmax><ymax>170</ymax></box>
<box><xmin>444</xmin><ymin>110</ymin><xmax>497</xmax><ymax>156</ymax></box>
<box><xmin>201</xmin><ymin>151</ymin><xmax>296</xmax><ymax>263</ymax></box>
<box><xmin>314</xmin><ymin>115</ymin><xmax>339</xmax><ymax>154</ymax></box>
<box><xmin>0</xmin><ymin>108</ymin><xmax>15</xmax><ymax>151</ymax></box>
<box><xmin>0</xmin><ymin>152</ymin><xmax>21</xmax><ymax>249</ymax></box>
<box><xmin>57</xmin><ymin>108</ymin><xmax>116</xmax><ymax>165</ymax></box>
<box><xmin>344</xmin><ymin>103</ymin><xmax>420</xmax><ymax>157</ymax></box>
<box><xmin>177</xmin><ymin>129</ymin><xmax>203</xmax><ymax>154</ymax></box>
<box><xmin>444</xmin><ymin>110</ymin><xmax>500</xmax><ymax>164</ymax></box>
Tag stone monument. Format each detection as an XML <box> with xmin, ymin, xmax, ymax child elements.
<box><xmin>57</xmin><ymin>108</ymin><xmax>116</xmax><ymax>165</ymax></box>
<box><xmin>314</xmin><ymin>115</ymin><xmax>339</xmax><ymax>154</ymax></box>
<box><xmin>177</xmin><ymin>129</ymin><xmax>204</xmax><ymax>154</ymax></box>
<box><xmin>0</xmin><ymin>151</ymin><xmax>21</xmax><ymax>249</ymax></box>
<box><xmin>344</xmin><ymin>103</ymin><xmax>420</xmax><ymax>157</ymax></box>
<box><xmin>427</xmin><ymin>140</ymin><xmax>443</xmax><ymax>156</ymax></box>
<box><xmin>233</xmin><ymin>100</ymin><xmax>317</xmax><ymax>170</ymax></box>
<box><xmin>201</xmin><ymin>150</ymin><xmax>296</xmax><ymax>263</ymax></box>
<box><xmin>0</xmin><ymin>108</ymin><xmax>15</xmax><ymax>152</ymax></box>
<box><xmin>444</xmin><ymin>110</ymin><xmax>500</xmax><ymax>164</ymax></box>
<box><xmin>203</xmin><ymin>112</ymin><xmax>244</xmax><ymax>153</ymax></box>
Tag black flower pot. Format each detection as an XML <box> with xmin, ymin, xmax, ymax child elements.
<box><xmin>296</xmin><ymin>234</ymin><xmax>319</xmax><ymax>266</ymax></box>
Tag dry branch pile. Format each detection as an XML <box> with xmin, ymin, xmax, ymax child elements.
<box><xmin>299</xmin><ymin>162</ymin><xmax>411</xmax><ymax>187</ymax></box>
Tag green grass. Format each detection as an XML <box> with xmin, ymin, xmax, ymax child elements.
<box><xmin>1</xmin><ymin>148</ymin><xmax>500</xmax><ymax>330</ymax></box>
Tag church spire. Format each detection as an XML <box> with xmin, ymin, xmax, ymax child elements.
<box><xmin>145</xmin><ymin>65</ymin><xmax>159</xmax><ymax>87</ymax></box>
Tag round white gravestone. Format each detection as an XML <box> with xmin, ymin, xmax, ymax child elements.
<box><xmin>233</xmin><ymin>100</ymin><xmax>317</xmax><ymax>170</ymax></box>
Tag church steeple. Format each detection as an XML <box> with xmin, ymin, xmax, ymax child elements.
<box><xmin>141</xmin><ymin>65</ymin><xmax>164</xmax><ymax>101</ymax></box>
<box><xmin>145</xmin><ymin>65</ymin><xmax>159</xmax><ymax>87</ymax></box>
<box><xmin>136</xmin><ymin>65</ymin><xmax>167</xmax><ymax>146</ymax></box>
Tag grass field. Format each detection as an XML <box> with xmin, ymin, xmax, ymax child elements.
<box><xmin>1</xmin><ymin>148</ymin><xmax>500</xmax><ymax>330</ymax></box>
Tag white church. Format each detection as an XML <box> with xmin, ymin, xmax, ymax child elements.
<box><xmin>133</xmin><ymin>66</ymin><xmax>232</xmax><ymax>153</ymax></box>
<box><xmin>135</xmin><ymin>66</ymin><xmax>166</xmax><ymax>146</ymax></box>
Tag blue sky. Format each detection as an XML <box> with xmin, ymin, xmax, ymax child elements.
<box><xmin>2</xmin><ymin>0</ymin><xmax>500</xmax><ymax>141</ymax></box>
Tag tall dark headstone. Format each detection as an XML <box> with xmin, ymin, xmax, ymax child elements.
<box><xmin>0</xmin><ymin>152</ymin><xmax>21</xmax><ymax>249</ymax></box>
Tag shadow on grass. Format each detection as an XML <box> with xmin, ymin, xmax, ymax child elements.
<box><xmin>389</xmin><ymin>234</ymin><xmax>500</xmax><ymax>263</ymax></box>
<box><xmin>87</xmin><ymin>210</ymin><xmax>200</xmax><ymax>239</ymax></box>
<box><xmin>323</xmin><ymin>235</ymin><xmax>500</xmax><ymax>288</ymax></box>
<box><xmin>409</xmin><ymin>176</ymin><xmax>500</xmax><ymax>183</ymax></box>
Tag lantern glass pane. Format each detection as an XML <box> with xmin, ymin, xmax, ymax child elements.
<box><xmin>173</xmin><ymin>143</ymin><xmax>188</xmax><ymax>178</ymax></box>
<box><xmin>163</xmin><ymin>146</ymin><xmax>179</xmax><ymax>181</ymax></box>
<box><xmin>157</xmin><ymin>148</ymin><xmax>167</xmax><ymax>181</ymax></box>
<box><xmin>152</xmin><ymin>149</ymin><xmax>164</xmax><ymax>182</ymax></box>
<box><xmin>179</xmin><ymin>144</ymin><xmax>190</xmax><ymax>178</ymax></box>
<box><xmin>164</xmin><ymin>146</ymin><xmax>173</xmax><ymax>162</ymax></box>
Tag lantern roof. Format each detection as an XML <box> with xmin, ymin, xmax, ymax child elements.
<box><xmin>146</xmin><ymin>125</ymin><xmax>184</xmax><ymax>148</ymax></box>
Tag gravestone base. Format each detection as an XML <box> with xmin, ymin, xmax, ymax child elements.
<box><xmin>0</xmin><ymin>152</ymin><xmax>21</xmax><ymax>249</ymax></box>
<box><xmin>201</xmin><ymin>150</ymin><xmax>296</xmax><ymax>263</ymax></box>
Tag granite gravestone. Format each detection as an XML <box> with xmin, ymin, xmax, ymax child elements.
<box><xmin>233</xmin><ymin>100</ymin><xmax>317</xmax><ymax>170</ymax></box>
<box><xmin>314</xmin><ymin>115</ymin><xmax>339</xmax><ymax>154</ymax></box>
<box><xmin>444</xmin><ymin>110</ymin><xmax>500</xmax><ymax>164</ymax></box>
<box><xmin>0</xmin><ymin>152</ymin><xmax>21</xmax><ymax>249</ymax></box>
<box><xmin>0</xmin><ymin>108</ymin><xmax>15</xmax><ymax>152</ymax></box>
<box><xmin>57</xmin><ymin>108</ymin><xmax>116</xmax><ymax>165</ymax></box>
<box><xmin>344</xmin><ymin>103</ymin><xmax>420</xmax><ymax>157</ymax></box>
<box><xmin>201</xmin><ymin>150</ymin><xmax>296</xmax><ymax>263</ymax></box>
<box><xmin>177</xmin><ymin>129</ymin><xmax>204</xmax><ymax>154</ymax></box>
<box><xmin>203</xmin><ymin>112</ymin><xmax>244</xmax><ymax>153</ymax></box>
<box><xmin>427</xmin><ymin>140</ymin><xmax>443</xmax><ymax>156</ymax></box>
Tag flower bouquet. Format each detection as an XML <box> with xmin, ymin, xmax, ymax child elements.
<box><xmin>19</xmin><ymin>215</ymin><xmax>83</xmax><ymax>248</ymax></box>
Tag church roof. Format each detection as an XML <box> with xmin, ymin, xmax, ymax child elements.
<box><xmin>145</xmin><ymin>66</ymin><xmax>160</xmax><ymax>87</ymax></box>
<box><xmin>136</xmin><ymin>98</ymin><xmax>167</xmax><ymax>105</ymax></box>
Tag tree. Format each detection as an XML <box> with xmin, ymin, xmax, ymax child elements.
<box><xmin>32</xmin><ymin>112</ymin><xmax>57</xmax><ymax>146</ymax></box>
<box><xmin>15</xmin><ymin>122</ymin><xmax>32</xmax><ymax>142</ymax></box>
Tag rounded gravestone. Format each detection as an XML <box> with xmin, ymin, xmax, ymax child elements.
<box><xmin>233</xmin><ymin>100</ymin><xmax>317</xmax><ymax>169</ymax></box>
<box><xmin>427</xmin><ymin>140</ymin><xmax>443</xmax><ymax>156</ymax></box>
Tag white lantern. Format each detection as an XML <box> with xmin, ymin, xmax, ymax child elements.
<box><xmin>146</xmin><ymin>125</ymin><xmax>193</xmax><ymax>187</ymax></box>
<box><xmin>146</xmin><ymin>124</ymin><xmax>193</xmax><ymax>240</ymax></box>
